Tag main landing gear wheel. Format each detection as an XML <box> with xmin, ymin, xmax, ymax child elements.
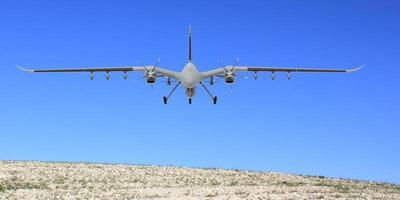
<box><xmin>212</xmin><ymin>96</ymin><xmax>217</xmax><ymax>104</ymax></box>
<box><xmin>163</xmin><ymin>82</ymin><xmax>181</xmax><ymax>105</ymax></box>
<box><xmin>189</xmin><ymin>98</ymin><xmax>192</xmax><ymax>104</ymax></box>
<box><xmin>163</xmin><ymin>96</ymin><xmax>168</xmax><ymax>104</ymax></box>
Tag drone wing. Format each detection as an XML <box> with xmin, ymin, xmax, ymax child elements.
<box><xmin>201</xmin><ymin>64</ymin><xmax>364</xmax><ymax>78</ymax></box>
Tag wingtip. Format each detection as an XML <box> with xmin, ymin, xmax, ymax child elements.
<box><xmin>16</xmin><ymin>65</ymin><xmax>34</xmax><ymax>73</ymax></box>
<box><xmin>347</xmin><ymin>64</ymin><xmax>366</xmax><ymax>72</ymax></box>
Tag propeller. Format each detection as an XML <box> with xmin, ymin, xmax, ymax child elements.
<box><xmin>139</xmin><ymin>58</ymin><xmax>162</xmax><ymax>88</ymax></box>
<box><xmin>223</xmin><ymin>58</ymin><xmax>247</xmax><ymax>93</ymax></box>
<box><xmin>140</xmin><ymin>58</ymin><xmax>159</xmax><ymax>74</ymax></box>
<box><xmin>223</xmin><ymin>57</ymin><xmax>241</xmax><ymax>75</ymax></box>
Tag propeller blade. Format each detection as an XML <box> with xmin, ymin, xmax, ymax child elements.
<box><xmin>154</xmin><ymin>57</ymin><xmax>161</xmax><ymax>67</ymax></box>
<box><xmin>139</xmin><ymin>60</ymin><xmax>149</xmax><ymax>73</ymax></box>
<box><xmin>234</xmin><ymin>57</ymin><xmax>240</xmax><ymax>66</ymax></box>
<box><xmin>152</xmin><ymin>57</ymin><xmax>161</xmax><ymax>72</ymax></box>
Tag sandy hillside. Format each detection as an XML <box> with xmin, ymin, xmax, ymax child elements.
<box><xmin>0</xmin><ymin>161</ymin><xmax>399</xmax><ymax>200</ymax></box>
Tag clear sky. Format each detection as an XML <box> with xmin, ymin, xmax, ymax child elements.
<box><xmin>1</xmin><ymin>0</ymin><xmax>399</xmax><ymax>184</ymax></box>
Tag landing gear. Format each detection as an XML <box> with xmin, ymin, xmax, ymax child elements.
<box><xmin>163</xmin><ymin>82</ymin><xmax>180</xmax><ymax>104</ymax></box>
<box><xmin>189</xmin><ymin>98</ymin><xmax>192</xmax><ymax>104</ymax></box>
<box><xmin>200</xmin><ymin>81</ymin><xmax>218</xmax><ymax>104</ymax></box>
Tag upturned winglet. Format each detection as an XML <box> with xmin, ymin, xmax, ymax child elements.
<box><xmin>346</xmin><ymin>64</ymin><xmax>365</xmax><ymax>73</ymax></box>
<box><xmin>16</xmin><ymin>65</ymin><xmax>34</xmax><ymax>73</ymax></box>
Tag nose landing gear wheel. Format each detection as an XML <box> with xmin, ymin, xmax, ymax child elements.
<box><xmin>189</xmin><ymin>98</ymin><xmax>192</xmax><ymax>104</ymax></box>
<box><xmin>163</xmin><ymin>96</ymin><xmax>168</xmax><ymax>104</ymax></box>
<box><xmin>212</xmin><ymin>96</ymin><xmax>217</xmax><ymax>104</ymax></box>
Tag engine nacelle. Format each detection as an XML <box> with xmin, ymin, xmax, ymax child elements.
<box><xmin>146</xmin><ymin>75</ymin><xmax>156</xmax><ymax>84</ymax></box>
<box><xmin>225</xmin><ymin>74</ymin><xmax>235</xmax><ymax>84</ymax></box>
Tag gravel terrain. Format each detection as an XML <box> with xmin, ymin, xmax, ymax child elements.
<box><xmin>0</xmin><ymin>161</ymin><xmax>399</xmax><ymax>199</ymax></box>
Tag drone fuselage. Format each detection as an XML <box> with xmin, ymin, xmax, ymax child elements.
<box><xmin>179</xmin><ymin>62</ymin><xmax>201</xmax><ymax>98</ymax></box>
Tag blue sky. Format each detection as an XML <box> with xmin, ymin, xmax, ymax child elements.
<box><xmin>1</xmin><ymin>0</ymin><xmax>399</xmax><ymax>183</ymax></box>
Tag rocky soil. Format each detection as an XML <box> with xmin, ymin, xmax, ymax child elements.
<box><xmin>0</xmin><ymin>161</ymin><xmax>399</xmax><ymax>199</ymax></box>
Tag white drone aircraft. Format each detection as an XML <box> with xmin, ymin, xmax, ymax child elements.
<box><xmin>19</xmin><ymin>26</ymin><xmax>363</xmax><ymax>104</ymax></box>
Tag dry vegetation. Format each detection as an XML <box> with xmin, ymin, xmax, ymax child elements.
<box><xmin>0</xmin><ymin>161</ymin><xmax>399</xmax><ymax>199</ymax></box>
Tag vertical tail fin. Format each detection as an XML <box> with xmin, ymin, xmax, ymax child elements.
<box><xmin>188</xmin><ymin>25</ymin><xmax>192</xmax><ymax>62</ymax></box>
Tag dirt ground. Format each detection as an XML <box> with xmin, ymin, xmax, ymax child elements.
<box><xmin>0</xmin><ymin>161</ymin><xmax>399</xmax><ymax>199</ymax></box>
